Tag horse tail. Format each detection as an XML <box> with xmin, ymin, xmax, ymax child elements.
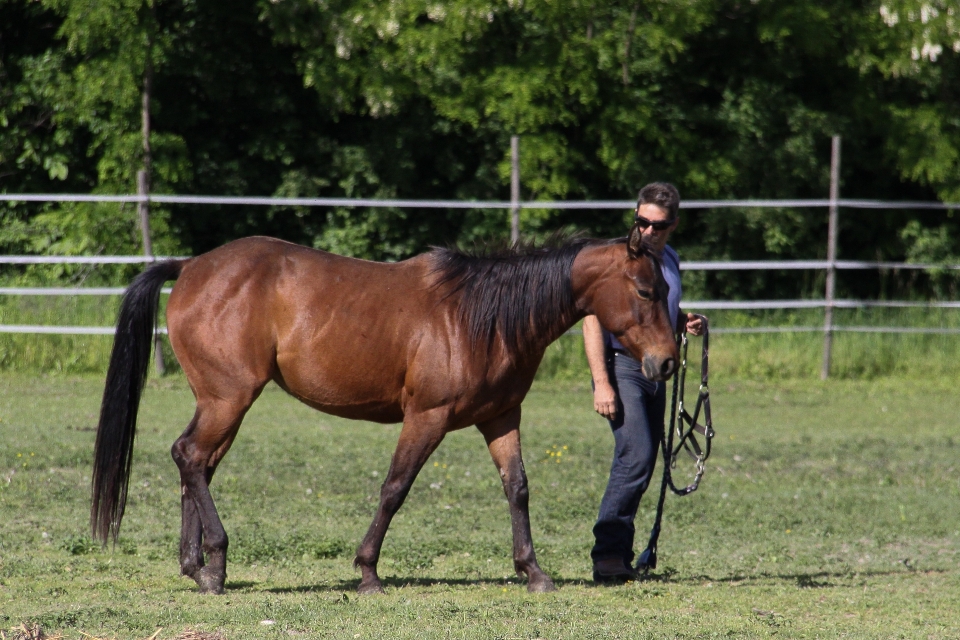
<box><xmin>91</xmin><ymin>259</ymin><xmax>185</xmax><ymax>544</ymax></box>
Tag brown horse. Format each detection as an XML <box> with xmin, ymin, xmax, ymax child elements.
<box><xmin>91</xmin><ymin>221</ymin><xmax>678</xmax><ymax>595</ymax></box>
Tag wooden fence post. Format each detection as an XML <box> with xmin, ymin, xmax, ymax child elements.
<box><xmin>137</xmin><ymin>169</ymin><xmax>165</xmax><ymax>375</ymax></box>
<box><xmin>510</xmin><ymin>135</ymin><xmax>520</xmax><ymax>245</ymax></box>
<box><xmin>821</xmin><ymin>135</ymin><xmax>841</xmax><ymax>380</ymax></box>
<box><xmin>137</xmin><ymin>170</ymin><xmax>153</xmax><ymax>257</ymax></box>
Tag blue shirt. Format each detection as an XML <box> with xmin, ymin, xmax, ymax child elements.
<box><xmin>605</xmin><ymin>244</ymin><xmax>681</xmax><ymax>351</ymax></box>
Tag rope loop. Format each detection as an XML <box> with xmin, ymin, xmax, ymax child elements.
<box><xmin>665</xmin><ymin>314</ymin><xmax>713</xmax><ymax>495</ymax></box>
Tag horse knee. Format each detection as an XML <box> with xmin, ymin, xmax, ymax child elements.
<box><xmin>502</xmin><ymin>472</ymin><xmax>529</xmax><ymax>505</ymax></box>
<box><xmin>171</xmin><ymin>438</ymin><xmax>195</xmax><ymax>470</ymax></box>
<box><xmin>172</xmin><ymin>435</ymin><xmax>213</xmax><ymax>476</ymax></box>
<box><xmin>379</xmin><ymin>478</ymin><xmax>411</xmax><ymax>515</ymax></box>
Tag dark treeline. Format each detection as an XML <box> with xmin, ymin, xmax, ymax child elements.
<box><xmin>1</xmin><ymin>0</ymin><xmax>958</xmax><ymax>299</ymax></box>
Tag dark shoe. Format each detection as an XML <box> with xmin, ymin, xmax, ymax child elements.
<box><xmin>592</xmin><ymin>557</ymin><xmax>638</xmax><ymax>584</ymax></box>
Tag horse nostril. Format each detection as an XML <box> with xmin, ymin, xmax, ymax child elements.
<box><xmin>660</xmin><ymin>358</ymin><xmax>676</xmax><ymax>378</ymax></box>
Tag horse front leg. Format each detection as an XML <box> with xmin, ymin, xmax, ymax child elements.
<box><xmin>478</xmin><ymin>405</ymin><xmax>556</xmax><ymax>593</ymax></box>
<box><xmin>354</xmin><ymin>407</ymin><xmax>449</xmax><ymax>594</ymax></box>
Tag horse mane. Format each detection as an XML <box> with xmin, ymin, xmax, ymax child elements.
<box><xmin>429</xmin><ymin>233</ymin><xmax>628</xmax><ymax>358</ymax></box>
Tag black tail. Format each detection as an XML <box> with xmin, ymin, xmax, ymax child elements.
<box><xmin>91</xmin><ymin>259</ymin><xmax>184</xmax><ymax>544</ymax></box>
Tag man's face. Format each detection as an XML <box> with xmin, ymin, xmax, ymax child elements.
<box><xmin>635</xmin><ymin>203</ymin><xmax>678</xmax><ymax>252</ymax></box>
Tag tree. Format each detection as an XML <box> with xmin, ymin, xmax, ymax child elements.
<box><xmin>0</xmin><ymin>0</ymin><xmax>185</xmax><ymax>284</ymax></box>
<box><xmin>1</xmin><ymin>0</ymin><xmax>957</xmax><ymax>296</ymax></box>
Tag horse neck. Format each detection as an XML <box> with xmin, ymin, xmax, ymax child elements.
<box><xmin>511</xmin><ymin>241</ymin><xmax>618</xmax><ymax>353</ymax></box>
<box><xmin>433</xmin><ymin>243</ymin><xmax>590</xmax><ymax>360</ymax></box>
<box><xmin>504</xmin><ymin>259</ymin><xmax>600</xmax><ymax>370</ymax></box>
<box><xmin>568</xmin><ymin>242</ymin><xmax>622</xmax><ymax>319</ymax></box>
<box><xmin>517</xmin><ymin>247</ymin><xmax>591</xmax><ymax>354</ymax></box>
<box><xmin>526</xmin><ymin>295</ymin><xmax>587</xmax><ymax>355</ymax></box>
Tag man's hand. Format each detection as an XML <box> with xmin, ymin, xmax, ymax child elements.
<box><xmin>593</xmin><ymin>380</ymin><xmax>618</xmax><ymax>420</ymax></box>
<box><xmin>682</xmin><ymin>312</ymin><xmax>704</xmax><ymax>336</ymax></box>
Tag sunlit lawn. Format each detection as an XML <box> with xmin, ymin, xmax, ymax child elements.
<box><xmin>1</xmin><ymin>372</ymin><xmax>959</xmax><ymax>638</ymax></box>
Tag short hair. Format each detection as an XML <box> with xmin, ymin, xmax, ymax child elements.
<box><xmin>637</xmin><ymin>182</ymin><xmax>680</xmax><ymax>220</ymax></box>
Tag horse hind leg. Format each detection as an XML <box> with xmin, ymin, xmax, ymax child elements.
<box><xmin>177</xmin><ymin>452</ymin><xmax>223</xmax><ymax>587</ymax></box>
<box><xmin>171</xmin><ymin>398</ymin><xmax>250</xmax><ymax>594</ymax></box>
<box><xmin>477</xmin><ymin>406</ymin><xmax>556</xmax><ymax>593</ymax></box>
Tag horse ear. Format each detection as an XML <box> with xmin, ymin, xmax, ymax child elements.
<box><xmin>627</xmin><ymin>221</ymin><xmax>644</xmax><ymax>259</ymax></box>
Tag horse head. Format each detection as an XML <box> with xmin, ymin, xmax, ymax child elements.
<box><xmin>574</xmin><ymin>222</ymin><xmax>679</xmax><ymax>381</ymax></box>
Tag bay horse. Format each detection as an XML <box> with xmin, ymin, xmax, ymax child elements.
<box><xmin>91</xmin><ymin>221</ymin><xmax>678</xmax><ymax>595</ymax></box>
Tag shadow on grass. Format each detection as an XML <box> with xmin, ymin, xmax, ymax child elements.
<box><xmin>224</xmin><ymin>580</ymin><xmax>259</xmax><ymax>590</ymax></box>
<box><xmin>262</xmin><ymin>576</ymin><xmax>595</xmax><ymax>594</ymax></box>
<box><xmin>214</xmin><ymin>567</ymin><xmax>948</xmax><ymax>594</ymax></box>
<box><xmin>637</xmin><ymin>566</ymin><xmax>938</xmax><ymax>589</ymax></box>
<box><xmin>248</xmin><ymin>566</ymin><xmax>933</xmax><ymax>594</ymax></box>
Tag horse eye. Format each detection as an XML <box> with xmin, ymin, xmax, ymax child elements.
<box><xmin>637</xmin><ymin>288</ymin><xmax>654</xmax><ymax>301</ymax></box>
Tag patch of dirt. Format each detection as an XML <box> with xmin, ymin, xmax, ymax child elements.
<box><xmin>2</xmin><ymin>625</ymin><xmax>226</xmax><ymax>640</ymax></box>
<box><xmin>172</xmin><ymin>630</ymin><xmax>227</xmax><ymax>640</ymax></box>
<box><xmin>2</xmin><ymin>624</ymin><xmax>63</xmax><ymax>640</ymax></box>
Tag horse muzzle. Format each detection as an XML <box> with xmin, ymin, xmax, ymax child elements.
<box><xmin>642</xmin><ymin>355</ymin><xmax>677</xmax><ymax>381</ymax></box>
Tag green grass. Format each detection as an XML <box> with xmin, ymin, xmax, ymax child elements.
<box><xmin>0</xmin><ymin>296</ymin><xmax>118</xmax><ymax>373</ymax></box>
<box><xmin>702</xmin><ymin>307</ymin><xmax>960</xmax><ymax>379</ymax></box>
<box><xmin>2</xmin><ymin>373</ymin><xmax>959</xmax><ymax>638</ymax></box>
<box><xmin>0</xmin><ymin>295</ymin><xmax>177</xmax><ymax>374</ymax></box>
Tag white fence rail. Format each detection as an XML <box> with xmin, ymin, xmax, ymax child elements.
<box><xmin>0</xmin><ymin>325</ymin><xmax>169</xmax><ymax>335</ymax></box>
<box><xmin>2</xmin><ymin>193</ymin><xmax>959</xmax><ymax>370</ymax></box>
<box><xmin>1</xmin><ymin>256</ymin><xmax>958</xmax><ymax>335</ymax></box>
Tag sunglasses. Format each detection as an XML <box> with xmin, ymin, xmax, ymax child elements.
<box><xmin>634</xmin><ymin>213</ymin><xmax>675</xmax><ymax>232</ymax></box>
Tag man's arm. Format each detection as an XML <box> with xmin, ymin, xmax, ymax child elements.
<box><xmin>583</xmin><ymin>315</ymin><xmax>617</xmax><ymax>420</ymax></box>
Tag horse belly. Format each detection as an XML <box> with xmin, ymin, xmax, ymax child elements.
<box><xmin>281</xmin><ymin>387</ymin><xmax>405</xmax><ymax>423</ymax></box>
<box><xmin>274</xmin><ymin>331</ymin><xmax>408</xmax><ymax>424</ymax></box>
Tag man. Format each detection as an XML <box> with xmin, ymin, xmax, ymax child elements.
<box><xmin>583</xmin><ymin>182</ymin><xmax>703</xmax><ymax>583</ymax></box>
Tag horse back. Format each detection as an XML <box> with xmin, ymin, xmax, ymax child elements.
<box><xmin>167</xmin><ymin>237</ymin><xmax>449</xmax><ymax>422</ymax></box>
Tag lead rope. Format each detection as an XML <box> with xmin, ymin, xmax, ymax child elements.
<box><xmin>636</xmin><ymin>314</ymin><xmax>713</xmax><ymax>573</ymax></box>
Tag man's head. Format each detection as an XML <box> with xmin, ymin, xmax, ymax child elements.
<box><xmin>634</xmin><ymin>182</ymin><xmax>680</xmax><ymax>252</ymax></box>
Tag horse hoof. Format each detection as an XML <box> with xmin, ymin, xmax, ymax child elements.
<box><xmin>527</xmin><ymin>576</ymin><xmax>556</xmax><ymax>593</ymax></box>
<box><xmin>196</xmin><ymin>567</ymin><xmax>226</xmax><ymax>595</ymax></box>
<box><xmin>357</xmin><ymin>581</ymin><xmax>385</xmax><ymax>595</ymax></box>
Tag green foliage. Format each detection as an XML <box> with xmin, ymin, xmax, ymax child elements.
<box><xmin>2</xmin><ymin>0</ymin><xmax>960</xmax><ymax>294</ymax></box>
<box><xmin>58</xmin><ymin>534</ymin><xmax>100</xmax><ymax>556</ymax></box>
<box><xmin>899</xmin><ymin>217</ymin><xmax>960</xmax><ymax>296</ymax></box>
<box><xmin>0</xmin><ymin>0</ymin><xmax>186</xmax><ymax>262</ymax></box>
<box><xmin>872</xmin><ymin>1</ymin><xmax>960</xmax><ymax>202</ymax></box>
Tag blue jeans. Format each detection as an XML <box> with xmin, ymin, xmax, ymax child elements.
<box><xmin>591</xmin><ymin>351</ymin><xmax>666</xmax><ymax>564</ymax></box>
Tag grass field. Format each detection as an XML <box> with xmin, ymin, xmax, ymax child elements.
<box><xmin>2</xmin><ymin>372</ymin><xmax>959</xmax><ymax>639</ymax></box>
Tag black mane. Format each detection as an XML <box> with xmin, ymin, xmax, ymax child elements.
<box><xmin>429</xmin><ymin>236</ymin><xmax>620</xmax><ymax>357</ymax></box>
